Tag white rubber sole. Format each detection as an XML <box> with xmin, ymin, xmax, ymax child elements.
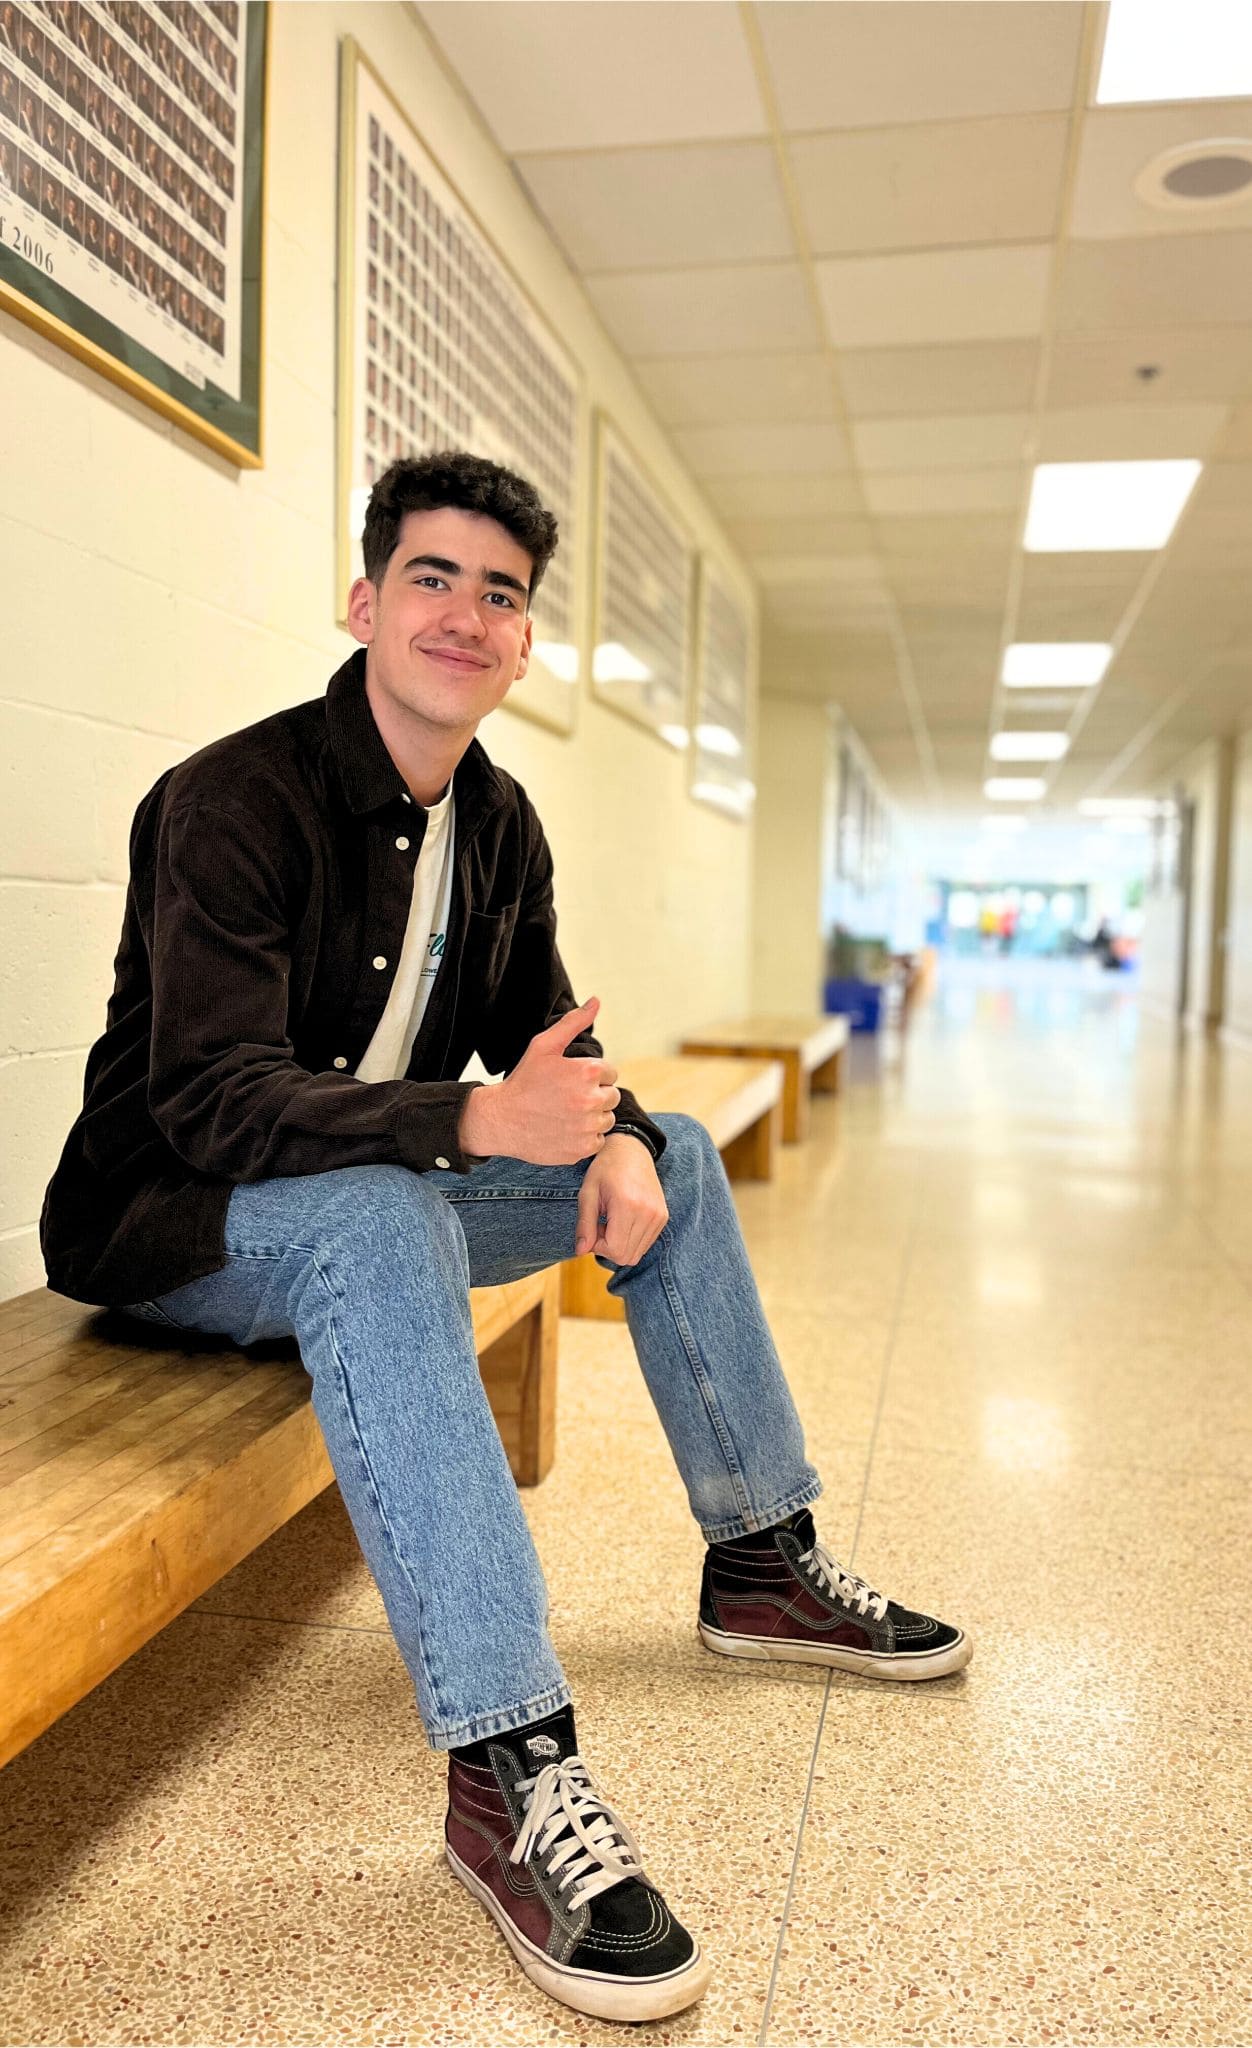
<box><xmin>446</xmin><ymin>1844</ymin><xmax>713</xmax><ymax>2023</ymax></box>
<box><xmin>699</xmin><ymin>1620</ymin><xmax>973</xmax><ymax>1681</ymax></box>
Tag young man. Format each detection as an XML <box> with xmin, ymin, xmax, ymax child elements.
<box><xmin>42</xmin><ymin>452</ymin><xmax>970</xmax><ymax>2026</ymax></box>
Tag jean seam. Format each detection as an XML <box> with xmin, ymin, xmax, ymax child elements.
<box><xmin>308</xmin><ymin>1249</ymin><xmax>448</xmax><ymax>1728</ymax></box>
<box><xmin>648</xmin><ymin>1227</ymin><xmax>755</xmax><ymax>1525</ymax></box>
<box><xmin>441</xmin><ymin>1189</ymin><xmax>580</xmax><ymax>1203</ymax></box>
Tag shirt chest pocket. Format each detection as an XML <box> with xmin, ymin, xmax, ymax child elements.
<box><xmin>463</xmin><ymin>901</ymin><xmax>520</xmax><ymax>996</ymax></box>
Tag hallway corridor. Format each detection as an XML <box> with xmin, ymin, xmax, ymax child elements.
<box><xmin>2</xmin><ymin>963</ymin><xmax>1247</xmax><ymax>2046</ymax></box>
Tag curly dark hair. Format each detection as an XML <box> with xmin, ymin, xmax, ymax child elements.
<box><xmin>361</xmin><ymin>449</ymin><xmax>559</xmax><ymax>599</ymax></box>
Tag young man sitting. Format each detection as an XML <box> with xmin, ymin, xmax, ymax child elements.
<box><xmin>42</xmin><ymin>451</ymin><xmax>970</xmax><ymax>2025</ymax></box>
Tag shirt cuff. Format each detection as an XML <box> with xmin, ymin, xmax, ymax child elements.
<box><xmin>396</xmin><ymin>1081</ymin><xmax>484</xmax><ymax>1174</ymax></box>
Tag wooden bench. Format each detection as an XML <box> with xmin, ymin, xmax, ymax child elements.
<box><xmin>0</xmin><ymin>1271</ymin><xmax>558</xmax><ymax>1771</ymax></box>
<box><xmin>560</xmin><ymin>1053</ymin><xmax>783</xmax><ymax>1322</ymax></box>
<box><xmin>679</xmin><ymin>1014</ymin><xmax>851</xmax><ymax>1145</ymax></box>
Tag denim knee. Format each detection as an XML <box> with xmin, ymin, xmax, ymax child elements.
<box><xmin>273</xmin><ymin>1162</ymin><xmax>468</xmax><ymax>1279</ymax></box>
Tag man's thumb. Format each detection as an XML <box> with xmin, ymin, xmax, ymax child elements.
<box><xmin>538</xmin><ymin>996</ymin><xmax>600</xmax><ymax>1054</ymax></box>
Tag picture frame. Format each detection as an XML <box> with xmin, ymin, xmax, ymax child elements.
<box><xmin>0</xmin><ymin>0</ymin><xmax>268</xmax><ymax>467</ymax></box>
<box><xmin>336</xmin><ymin>36</ymin><xmax>585</xmax><ymax>737</ymax></box>
<box><xmin>590</xmin><ymin>412</ymin><xmax>693</xmax><ymax>750</ymax></box>
<box><xmin>690</xmin><ymin>554</ymin><xmax>755</xmax><ymax>819</ymax></box>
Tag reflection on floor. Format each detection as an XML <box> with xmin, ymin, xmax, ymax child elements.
<box><xmin>2</xmin><ymin>958</ymin><xmax>1248</xmax><ymax>2045</ymax></box>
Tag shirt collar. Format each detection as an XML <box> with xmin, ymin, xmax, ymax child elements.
<box><xmin>325</xmin><ymin>647</ymin><xmax>509</xmax><ymax>833</ymax></box>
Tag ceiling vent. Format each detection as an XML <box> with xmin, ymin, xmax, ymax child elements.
<box><xmin>1134</xmin><ymin>139</ymin><xmax>1252</xmax><ymax>212</ymax></box>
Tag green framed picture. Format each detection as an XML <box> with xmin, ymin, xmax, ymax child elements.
<box><xmin>0</xmin><ymin>0</ymin><xmax>267</xmax><ymax>466</ymax></box>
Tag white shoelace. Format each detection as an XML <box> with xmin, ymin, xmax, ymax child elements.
<box><xmin>510</xmin><ymin>1757</ymin><xmax>644</xmax><ymax>1912</ymax></box>
<box><xmin>802</xmin><ymin>1541</ymin><xmax>889</xmax><ymax>1622</ymax></box>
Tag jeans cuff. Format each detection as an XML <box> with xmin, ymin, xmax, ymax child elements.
<box><xmin>423</xmin><ymin>1681</ymin><xmax>573</xmax><ymax>1753</ymax></box>
<box><xmin>700</xmin><ymin>1477</ymin><xmax>824</xmax><ymax>1546</ymax></box>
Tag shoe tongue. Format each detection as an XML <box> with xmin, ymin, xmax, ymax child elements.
<box><xmin>510</xmin><ymin>1704</ymin><xmax>579</xmax><ymax>1775</ymax></box>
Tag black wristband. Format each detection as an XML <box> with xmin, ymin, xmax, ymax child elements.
<box><xmin>609</xmin><ymin>1120</ymin><xmax>659</xmax><ymax>1160</ymax></box>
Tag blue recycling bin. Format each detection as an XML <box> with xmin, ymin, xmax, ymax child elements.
<box><xmin>823</xmin><ymin>978</ymin><xmax>883</xmax><ymax>1033</ymax></box>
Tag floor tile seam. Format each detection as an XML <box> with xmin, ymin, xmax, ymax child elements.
<box><xmin>183</xmin><ymin>1605</ymin><xmax>393</xmax><ymax>1641</ymax></box>
<box><xmin>758</xmin><ymin>1154</ymin><xmax>931</xmax><ymax>2048</ymax></box>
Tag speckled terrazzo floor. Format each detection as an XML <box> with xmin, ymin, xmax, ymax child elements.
<box><xmin>3</xmin><ymin>958</ymin><xmax>1250</xmax><ymax>2046</ymax></box>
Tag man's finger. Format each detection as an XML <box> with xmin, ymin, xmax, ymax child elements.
<box><xmin>574</xmin><ymin>1176</ymin><xmax>602</xmax><ymax>1257</ymax></box>
<box><xmin>535</xmin><ymin>996</ymin><xmax>599</xmax><ymax>1057</ymax></box>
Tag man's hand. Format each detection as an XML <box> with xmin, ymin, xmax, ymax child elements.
<box><xmin>574</xmin><ymin>1132</ymin><xmax>669</xmax><ymax>1267</ymax></box>
<box><xmin>459</xmin><ymin>996</ymin><xmax>621</xmax><ymax>1165</ymax></box>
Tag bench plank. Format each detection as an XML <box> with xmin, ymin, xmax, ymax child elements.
<box><xmin>559</xmin><ymin>1055</ymin><xmax>783</xmax><ymax>1323</ymax></box>
<box><xmin>679</xmin><ymin>1015</ymin><xmax>850</xmax><ymax>1144</ymax></box>
<box><xmin>0</xmin><ymin>1271</ymin><xmax>559</xmax><ymax>1770</ymax></box>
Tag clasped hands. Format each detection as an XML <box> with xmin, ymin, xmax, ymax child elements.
<box><xmin>457</xmin><ymin>996</ymin><xmax>669</xmax><ymax>1267</ymax></box>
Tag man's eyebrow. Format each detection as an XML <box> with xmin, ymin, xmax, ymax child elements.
<box><xmin>401</xmin><ymin>553</ymin><xmax>528</xmax><ymax>597</ymax></box>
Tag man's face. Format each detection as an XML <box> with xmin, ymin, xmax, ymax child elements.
<box><xmin>348</xmin><ymin>506</ymin><xmax>533</xmax><ymax>739</ymax></box>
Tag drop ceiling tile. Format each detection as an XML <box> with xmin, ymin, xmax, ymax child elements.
<box><xmin>838</xmin><ymin>341</ymin><xmax>1041</xmax><ymax>418</ymax></box>
<box><xmin>673</xmin><ymin>421</ymin><xmax>851</xmax><ymax>477</ymax></box>
<box><xmin>586</xmin><ymin>263</ymin><xmax>820</xmax><ymax>356</ymax></box>
<box><xmin>756</xmin><ymin>1</ymin><xmax>1082</xmax><ymax>133</ymax></box>
<box><xmin>877</xmin><ymin>516</ymin><xmax>1012</xmax><ymax>565</ymax></box>
<box><xmin>1037</xmin><ymin>402</ymin><xmax>1228</xmax><ymax>461</ymax></box>
<box><xmin>817</xmin><ymin>244</ymin><xmax>1051</xmax><ymax>349</ymax></box>
<box><xmin>517</xmin><ymin>140</ymin><xmax>792</xmax><ymax>272</ymax></box>
<box><xmin>1056</xmin><ymin>233</ymin><xmax>1252</xmax><ymax>332</ymax></box>
<box><xmin>1015</xmin><ymin>584</ymin><xmax>1140</xmax><ymax>640</ymax></box>
<box><xmin>1213</xmin><ymin>407</ymin><xmax>1252</xmax><ymax>459</ymax></box>
<box><xmin>1047</xmin><ymin>328</ymin><xmax>1252</xmax><ymax>406</ymax></box>
<box><xmin>701</xmin><ymin>472</ymin><xmax>865</xmax><ymax>519</ymax></box>
<box><xmin>853</xmin><ymin>411</ymin><xmax>1031</xmax><ymax>470</ymax></box>
<box><xmin>1071</xmin><ymin>102</ymin><xmax>1252</xmax><ymax>242</ymax></box>
<box><xmin>863</xmin><ymin>467</ymin><xmax>1024</xmax><ymax>515</ymax></box>
<box><xmin>791</xmin><ymin>114</ymin><xmax>1067</xmax><ymax>256</ymax></box>
<box><xmin>417</xmin><ymin>1</ymin><xmax>764</xmax><ymax>153</ymax></box>
<box><xmin>633</xmin><ymin>352</ymin><xmax>835</xmax><ymax>427</ymax></box>
<box><xmin>724</xmin><ymin>516</ymin><xmax>874</xmax><ymax>557</ymax></box>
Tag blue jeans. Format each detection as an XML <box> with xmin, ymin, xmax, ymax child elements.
<box><xmin>123</xmin><ymin>1115</ymin><xmax>820</xmax><ymax>1749</ymax></box>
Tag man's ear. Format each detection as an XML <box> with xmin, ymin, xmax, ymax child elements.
<box><xmin>513</xmin><ymin>613</ymin><xmax>533</xmax><ymax>683</ymax></box>
<box><xmin>346</xmin><ymin>577</ymin><xmax>376</xmax><ymax>646</ymax></box>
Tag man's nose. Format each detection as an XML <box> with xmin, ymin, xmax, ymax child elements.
<box><xmin>439</xmin><ymin>587</ymin><xmax>489</xmax><ymax>638</ymax></box>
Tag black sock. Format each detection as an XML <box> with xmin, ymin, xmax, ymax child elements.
<box><xmin>449</xmin><ymin>1701</ymin><xmax>577</xmax><ymax>1770</ymax></box>
<box><xmin>710</xmin><ymin>1507</ymin><xmax>815</xmax><ymax>1554</ymax></box>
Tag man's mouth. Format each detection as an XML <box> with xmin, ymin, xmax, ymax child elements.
<box><xmin>420</xmin><ymin>646</ymin><xmax>491</xmax><ymax>673</ymax></box>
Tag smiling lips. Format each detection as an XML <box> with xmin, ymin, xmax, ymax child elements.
<box><xmin>421</xmin><ymin>645</ymin><xmax>491</xmax><ymax>673</ymax></box>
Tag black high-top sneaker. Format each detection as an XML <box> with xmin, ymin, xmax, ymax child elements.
<box><xmin>445</xmin><ymin>1707</ymin><xmax>711</xmax><ymax>2022</ymax></box>
<box><xmin>700</xmin><ymin>1511</ymin><xmax>972</xmax><ymax>1680</ymax></box>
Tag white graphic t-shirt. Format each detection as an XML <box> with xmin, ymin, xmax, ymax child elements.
<box><xmin>355</xmin><ymin>785</ymin><xmax>456</xmax><ymax>1082</ymax></box>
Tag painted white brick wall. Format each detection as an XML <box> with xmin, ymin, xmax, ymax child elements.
<box><xmin>0</xmin><ymin>1</ymin><xmax>757</xmax><ymax>1301</ymax></box>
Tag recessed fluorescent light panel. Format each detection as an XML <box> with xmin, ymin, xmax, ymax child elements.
<box><xmin>985</xmin><ymin>778</ymin><xmax>1047</xmax><ymax>801</ymax></box>
<box><xmin>1096</xmin><ymin>0</ymin><xmax>1252</xmax><ymax>105</ymax></box>
<box><xmin>1002</xmin><ymin>643</ymin><xmax>1112</xmax><ymax>688</ymax></box>
<box><xmin>990</xmin><ymin>732</ymin><xmax>1071</xmax><ymax>762</ymax></box>
<box><xmin>1024</xmin><ymin>461</ymin><xmax>1201</xmax><ymax>551</ymax></box>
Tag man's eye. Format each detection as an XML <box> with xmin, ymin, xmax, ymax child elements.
<box><xmin>487</xmin><ymin>591</ymin><xmax>516</xmax><ymax>608</ymax></box>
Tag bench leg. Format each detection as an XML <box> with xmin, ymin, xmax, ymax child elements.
<box><xmin>780</xmin><ymin>1051</ymin><xmax>807</xmax><ymax>1144</ymax></box>
<box><xmin>478</xmin><ymin>1271</ymin><xmax>561</xmax><ymax>1485</ymax></box>
<box><xmin>810</xmin><ymin>1046</ymin><xmax>844</xmax><ymax>1097</ymax></box>
<box><xmin>720</xmin><ymin>1103</ymin><xmax>780</xmax><ymax>1182</ymax></box>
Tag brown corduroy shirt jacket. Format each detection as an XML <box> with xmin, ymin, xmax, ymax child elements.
<box><xmin>40</xmin><ymin>649</ymin><xmax>664</xmax><ymax>1307</ymax></box>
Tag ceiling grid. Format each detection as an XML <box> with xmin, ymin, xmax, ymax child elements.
<box><xmin>415</xmin><ymin>0</ymin><xmax>1252</xmax><ymax>824</ymax></box>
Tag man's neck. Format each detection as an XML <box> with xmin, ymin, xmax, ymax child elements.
<box><xmin>365</xmin><ymin>662</ymin><xmax>472</xmax><ymax>807</ymax></box>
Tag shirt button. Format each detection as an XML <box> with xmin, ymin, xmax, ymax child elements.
<box><xmin>401</xmin><ymin>792</ymin><xmax>412</xmax><ymax>804</ymax></box>
<box><xmin>434</xmin><ymin>1156</ymin><xmax>450</xmax><ymax>1169</ymax></box>
<box><xmin>373</xmin><ymin>955</ymin><xmax>387</xmax><ymax>969</ymax></box>
<box><xmin>333</xmin><ymin>1055</ymin><xmax>348</xmax><ymax>1070</ymax></box>
<box><xmin>395</xmin><ymin>836</ymin><xmax>410</xmax><ymax>850</ymax></box>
